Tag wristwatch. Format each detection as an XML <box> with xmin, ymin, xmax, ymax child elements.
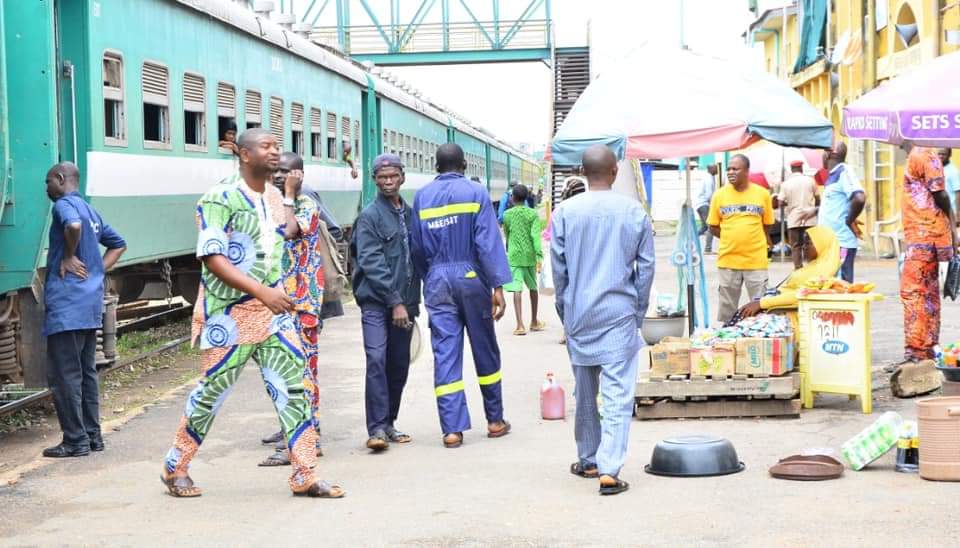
<box><xmin>282</xmin><ymin>197</ymin><xmax>296</xmax><ymax>207</ymax></box>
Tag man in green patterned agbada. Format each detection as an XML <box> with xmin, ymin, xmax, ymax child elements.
<box><xmin>160</xmin><ymin>129</ymin><xmax>343</xmax><ymax>499</ymax></box>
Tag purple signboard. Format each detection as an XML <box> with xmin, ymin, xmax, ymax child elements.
<box><xmin>899</xmin><ymin>110</ymin><xmax>960</xmax><ymax>141</ymax></box>
<box><xmin>842</xmin><ymin>110</ymin><xmax>896</xmax><ymax>141</ymax></box>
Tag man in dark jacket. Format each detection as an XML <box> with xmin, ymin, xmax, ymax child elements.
<box><xmin>351</xmin><ymin>153</ymin><xmax>422</xmax><ymax>452</ymax></box>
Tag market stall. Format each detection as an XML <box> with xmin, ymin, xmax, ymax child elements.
<box><xmin>551</xmin><ymin>46</ymin><xmax>834</xmax><ymax>334</ymax></box>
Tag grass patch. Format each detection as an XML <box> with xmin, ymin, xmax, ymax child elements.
<box><xmin>116</xmin><ymin>319</ymin><xmax>191</xmax><ymax>358</ymax></box>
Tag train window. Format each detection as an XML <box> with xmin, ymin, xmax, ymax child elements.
<box><xmin>354</xmin><ymin>120</ymin><xmax>360</xmax><ymax>165</ymax></box>
<box><xmin>142</xmin><ymin>62</ymin><xmax>170</xmax><ymax>149</ymax></box>
<box><xmin>327</xmin><ymin>112</ymin><xmax>337</xmax><ymax>160</ymax></box>
<box><xmin>183</xmin><ymin>72</ymin><xmax>206</xmax><ymax>151</ymax></box>
<box><xmin>341</xmin><ymin>116</ymin><xmax>351</xmax><ymax>161</ymax></box>
<box><xmin>102</xmin><ymin>52</ymin><xmax>126</xmax><ymax>146</ymax></box>
<box><xmin>291</xmin><ymin>102</ymin><xmax>304</xmax><ymax>157</ymax></box>
<box><xmin>245</xmin><ymin>90</ymin><xmax>262</xmax><ymax>128</ymax></box>
<box><xmin>310</xmin><ymin>107</ymin><xmax>323</xmax><ymax>160</ymax></box>
<box><xmin>216</xmin><ymin>82</ymin><xmax>236</xmax><ymax>153</ymax></box>
<box><xmin>269</xmin><ymin>96</ymin><xmax>284</xmax><ymax>150</ymax></box>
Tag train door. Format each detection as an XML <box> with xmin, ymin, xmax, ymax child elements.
<box><xmin>361</xmin><ymin>79</ymin><xmax>382</xmax><ymax>208</ymax></box>
<box><xmin>0</xmin><ymin>1</ymin><xmax>62</xmax><ymax>387</ymax></box>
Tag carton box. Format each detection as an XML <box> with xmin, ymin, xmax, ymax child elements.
<box><xmin>649</xmin><ymin>336</ymin><xmax>691</xmax><ymax>377</ymax></box>
<box><xmin>690</xmin><ymin>343</ymin><xmax>736</xmax><ymax>377</ymax></box>
<box><xmin>735</xmin><ymin>337</ymin><xmax>795</xmax><ymax>376</ymax></box>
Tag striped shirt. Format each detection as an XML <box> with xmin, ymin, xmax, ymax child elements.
<box><xmin>550</xmin><ymin>190</ymin><xmax>655</xmax><ymax>366</ymax></box>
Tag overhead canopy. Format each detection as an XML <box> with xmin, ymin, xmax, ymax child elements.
<box><xmin>843</xmin><ymin>50</ymin><xmax>960</xmax><ymax>147</ymax></box>
<box><xmin>550</xmin><ymin>47</ymin><xmax>834</xmax><ymax>166</ymax></box>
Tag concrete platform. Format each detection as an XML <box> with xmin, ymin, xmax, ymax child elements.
<box><xmin>1</xmin><ymin>235</ymin><xmax>958</xmax><ymax>546</ymax></box>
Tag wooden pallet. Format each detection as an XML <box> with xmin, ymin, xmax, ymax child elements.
<box><xmin>636</xmin><ymin>372</ymin><xmax>800</xmax><ymax>400</ymax></box>
<box><xmin>634</xmin><ymin>398</ymin><xmax>802</xmax><ymax>420</ymax></box>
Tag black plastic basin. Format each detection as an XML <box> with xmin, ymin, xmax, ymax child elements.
<box><xmin>644</xmin><ymin>435</ymin><xmax>745</xmax><ymax>477</ymax></box>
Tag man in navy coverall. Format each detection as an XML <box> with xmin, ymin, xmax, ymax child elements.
<box><xmin>410</xmin><ymin>143</ymin><xmax>513</xmax><ymax>448</ymax></box>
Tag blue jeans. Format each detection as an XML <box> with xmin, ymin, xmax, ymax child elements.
<box><xmin>572</xmin><ymin>353</ymin><xmax>640</xmax><ymax>477</ymax></box>
<box><xmin>361</xmin><ymin>306</ymin><xmax>413</xmax><ymax>436</ymax></box>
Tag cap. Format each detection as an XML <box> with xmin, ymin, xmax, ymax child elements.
<box><xmin>372</xmin><ymin>153</ymin><xmax>403</xmax><ymax>174</ymax></box>
<box><xmin>789</xmin><ymin>160</ymin><xmax>804</xmax><ymax>168</ymax></box>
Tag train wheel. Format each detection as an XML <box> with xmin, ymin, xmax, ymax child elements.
<box><xmin>117</xmin><ymin>277</ymin><xmax>146</xmax><ymax>303</ymax></box>
<box><xmin>176</xmin><ymin>272</ymin><xmax>201</xmax><ymax>305</ymax></box>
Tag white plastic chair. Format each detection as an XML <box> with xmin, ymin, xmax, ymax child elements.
<box><xmin>873</xmin><ymin>213</ymin><xmax>902</xmax><ymax>260</ymax></box>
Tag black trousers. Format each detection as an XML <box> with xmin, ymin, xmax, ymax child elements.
<box><xmin>46</xmin><ymin>329</ymin><xmax>100</xmax><ymax>447</ymax></box>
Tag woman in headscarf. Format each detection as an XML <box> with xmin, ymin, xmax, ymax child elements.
<box><xmin>736</xmin><ymin>224</ymin><xmax>841</xmax><ymax>320</ymax></box>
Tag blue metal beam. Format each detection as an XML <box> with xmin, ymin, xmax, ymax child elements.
<box><xmin>353</xmin><ymin>47</ymin><xmax>551</xmax><ymax>65</ymax></box>
<box><xmin>397</xmin><ymin>0</ymin><xmax>436</xmax><ymax>51</ymax></box>
<box><xmin>500</xmin><ymin>0</ymin><xmax>544</xmax><ymax>47</ymax></box>
<box><xmin>457</xmin><ymin>0</ymin><xmax>495</xmax><ymax>48</ymax></box>
<box><xmin>358</xmin><ymin>0</ymin><xmax>394</xmax><ymax>51</ymax></box>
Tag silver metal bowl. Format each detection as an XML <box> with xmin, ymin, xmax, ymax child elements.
<box><xmin>641</xmin><ymin>316</ymin><xmax>686</xmax><ymax>345</ymax></box>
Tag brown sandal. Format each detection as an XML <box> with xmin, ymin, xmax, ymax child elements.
<box><xmin>487</xmin><ymin>420</ymin><xmax>512</xmax><ymax>438</ymax></box>
<box><xmin>160</xmin><ymin>473</ymin><xmax>202</xmax><ymax>498</ymax></box>
<box><xmin>443</xmin><ymin>432</ymin><xmax>463</xmax><ymax>448</ymax></box>
<box><xmin>294</xmin><ymin>480</ymin><xmax>345</xmax><ymax>498</ymax></box>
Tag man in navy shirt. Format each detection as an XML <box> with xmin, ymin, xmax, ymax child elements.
<box><xmin>42</xmin><ymin>162</ymin><xmax>126</xmax><ymax>458</ymax></box>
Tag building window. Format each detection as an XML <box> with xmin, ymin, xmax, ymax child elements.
<box><xmin>390</xmin><ymin>130</ymin><xmax>397</xmax><ymax>156</ymax></box>
<box><xmin>310</xmin><ymin>107</ymin><xmax>323</xmax><ymax>160</ymax></box>
<box><xmin>102</xmin><ymin>52</ymin><xmax>126</xmax><ymax>146</ymax></box>
<box><xmin>245</xmin><ymin>90</ymin><xmax>262</xmax><ymax>129</ymax></box>
<box><xmin>291</xmin><ymin>102</ymin><xmax>304</xmax><ymax>156</ymax></box>
<box><xmin>404</xmin><ymin>135</ymin><xmax>411</xmax><ymax>167</ymax></box>
<box><xmin>183</xmin><ymin>72</ymin><xmax>206</xmax><ymax>151</ymax></box>
<box><xmin>383</xmin><ymin>129</ymin><xmax>389</xmax><ymax>153</ymax></box>
<box><xmin>269</xmin><ymin>96</ymin><xmax>284</xmax><ymax>149</ymax></box>
<box><xmin>142</xmin><ymin>62</ymin><xmax>170</xmax><ymax>148</ymax></box>
<box><xmin>216</xmin><ymin>82</ymin><xmax>236</xmax><ymax>153</ymax></box>
<box><xmin>327</xmin><ymin>112</ymin><xmax>338</xmax><ymax>160</ymax></box>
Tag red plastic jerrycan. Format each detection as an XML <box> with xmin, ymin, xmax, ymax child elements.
<box><xmin>541</xmin><ymin>372</ymin><xmax>565</xmax><ymax>420</ymax></box>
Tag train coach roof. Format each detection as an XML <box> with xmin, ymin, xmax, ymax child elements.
<box><xmin>174</xmin><ymin>0</ymin><xmax>534</xmax><ymax>162</ymax></box>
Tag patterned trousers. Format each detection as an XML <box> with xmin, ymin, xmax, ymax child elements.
<box><xmin>164</xmin><ymin>332</ymin><xmax>318</xmax><ymax>493</ymax></box>
<box><xmin>298</xmin><ymin>313</ymin><xmax>321</xmax><ymax>441</ymax></box>
<box><xmin>902</xmin><ymin>247</ymin><xmax>942</xmax><ymax>361</ymax></box>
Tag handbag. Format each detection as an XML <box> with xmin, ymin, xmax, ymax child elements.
<box><xmin>316</xmin><ymin>219</ymin><xmax>348</xmax><ymax>302</ymax></box>
<box><xmin>945</xmin><ymin>255</ymin><xmax>960</xmax><ymax>301</ymax></box>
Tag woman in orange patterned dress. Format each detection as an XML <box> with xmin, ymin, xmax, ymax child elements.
<box><xmin>900</xmin><ymin>144</ymin><xmax>958</xmax><ymax>362</ymax></box>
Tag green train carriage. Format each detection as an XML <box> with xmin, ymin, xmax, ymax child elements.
<box><xmin>0</xmin><ymin>0</ymin><xmax>535</xmax><ymax>387</ymax></box>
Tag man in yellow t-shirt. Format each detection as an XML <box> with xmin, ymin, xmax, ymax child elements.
<box><xmin>707</xmin><ymin>154</ymin><xmax>774</xmax><ymax>323</ymax></box>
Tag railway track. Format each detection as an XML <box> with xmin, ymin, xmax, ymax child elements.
<box><xmin>0</xmin><ymin>335</ymin><xmax>191</xmax><ymax>418</ymax></box>
<box><xmin>1</xmin><ymin>300</ymin><xmax>192</xmax><ymax>418</ymax></box>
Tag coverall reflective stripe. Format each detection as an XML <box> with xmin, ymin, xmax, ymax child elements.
<box><xmin>411</xmin><ymin>172</ymin><xmax>513</xmax><ymax>434</ymax></box>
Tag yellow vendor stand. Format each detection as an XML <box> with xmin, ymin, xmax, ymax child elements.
<box><xmin>797</xmin><ymin>293</ymin><xmax>884</xmax><ymax>414</ymax></box>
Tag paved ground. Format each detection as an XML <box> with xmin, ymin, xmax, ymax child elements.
<box><xmin>1</xmin><ymin>235</ymin><xmax>959</xmax><ymax>546</ymax></box>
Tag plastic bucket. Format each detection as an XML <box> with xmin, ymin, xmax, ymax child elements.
<box><xmin>918</xmin><ymin>396</ymin><xmax>960</xmax><ymax>481</ymax></box>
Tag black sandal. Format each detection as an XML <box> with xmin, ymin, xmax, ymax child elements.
<box><xmin>258</xmin><ymin>449</ymin><xmax>290</xmax><ymax>467</ymax></box>
<box><xmin>570</xmin><ymin>462</ymin><xmax>599</xmax><ymax>478</ymax></box>
<box><xmin>598</xmin><ymin>475</ymin><xmax>629</xmax><ymax>496</ymax></box>
<box><xmin>385</xmin><ymin>427</ymin><xmax>412</xmax><ymax>443</ymax></box>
